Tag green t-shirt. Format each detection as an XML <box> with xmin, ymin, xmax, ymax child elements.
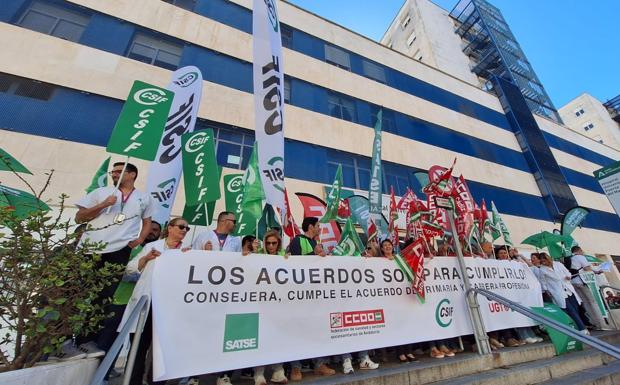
<box><xmin>112</xmin><ymin>245</ymin><xmax>143</xmax><ymax>305</ymax></box>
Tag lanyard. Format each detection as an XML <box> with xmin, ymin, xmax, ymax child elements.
<box><xmin>216</xmin><ymin>232</ymin><xmax>228</xmax><ymax>249</ymax></box>
<box><xmin>119</xmin><ymin>188</ymin><xmax>135</xmax><ymax>213</ymax></box>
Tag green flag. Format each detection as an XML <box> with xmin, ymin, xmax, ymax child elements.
<box><xmin>181</xmin><ymin>129</ymin><xmax>220</xmax><ymax>205</ymax></box>
<box><xmin>368</xmin><ymin>109</ymin><xmax>383</xmax><ymax>232</ymax></box>
<box><xmin>321</xmin><ymin>164</ymin><xmax>342</xmax><ymax>223</ymax></box>
<box><xmin>0</xmin><ymin>148</ymin><xmax>32</xmax><ymax>174</ymax></box>
<box><xmin>491</xmin><ymin>201</ymin><xmax>513</xmax><ymax>246</ymax></box>
<box><xmin>331</xmin><ymin>218</ymin><xmax>365</xmax><ymax>256</ymax></box>
<box><xmin>182</xmin><ymin>166</ymin><xmax>221</xmax><ymax>226</ymax></box>
<box><xmin>106</xmin><ymin>80</ymin><xmax>174</xmax><ymax>160</ymax></box>
<box><xmin>531</xmin><ymin>303</ymin><xmax>582</xmax><ymax>355</ymax></box>
<box><xmin>235</xmin><ymin>143</ymin><xmax>265</xmax><ymax>236</ymax></box>
<box><xmin>257</xmin><ymin>204</ymin><xmax>280</xmax><ymax>239</ymax></box>
<box><xmin>224</xmin><ymin>173</ymin><xmax>244</xmax><ymax>216</ymax></box>
<box><xmin>85</xmin><ymin>157</ymin><xmax>110</xmax><ymax>193</ymax></box>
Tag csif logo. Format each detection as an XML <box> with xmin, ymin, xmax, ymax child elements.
<box><xmin>184</xmin><ymin>131</ymin><xmax>210</xmax><ymax>153</ymax></box>
<box><xmin>174</xmin><ymin>71</ymin><xmax>199</xmax><ymax>88</ymax></box>
<box><xmin>151</xmin><ymin>178</ymin><xmax>176</xmax><ymax>208</ymax></box>
<box><xmin>264</xmin><ymin>0</ymin><xmax>279</xmax><ymax>32</ymax></box>
<box><xmin>435</xmin><ymin>299</ymin><xmax>453</xmax><ymax>328</ymax></box>
<box><xmin>226</xmin><ymin>175</ymin><xmax>244</xmax><ymax>194</ymax></box>
<box><xmin>133</xmin><ymin>88</ymin><xmax>169</xmax><ymax>106</ymax></box>
<box><xmin>262</xmin><ymin>156</ymin><xmax>284</xmax><ymax>192</ymax></box>
<box><xmin>223</xmin><ymin>313</ymin><xmax>259</xmax><ymax>353</ymax></box>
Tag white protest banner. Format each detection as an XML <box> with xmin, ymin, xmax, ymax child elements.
<box><xmin>146</xmin><ymin>67</ymin><xmax>203</xmax><ymax>224</ymax></box>
<box><xmin>253</xmin><ymin>0</ymin><xmax>286</xmax><ymax>218</ymax></box>
<box><xmin>151</xmin><ymin>254</ymin><xmax>541</xmax><ymax>380</ymax></box>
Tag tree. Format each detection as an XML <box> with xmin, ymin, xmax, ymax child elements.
<box><xmin>0</xmin><ymin>169</ymin><xmax>122</xmax><ymax>371</ymax></box>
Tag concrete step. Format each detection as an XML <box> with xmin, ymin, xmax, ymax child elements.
<box><xmin>537</xmin><ymin>361</ymin><xmax>620</xmax><ymax>385</ymax></box>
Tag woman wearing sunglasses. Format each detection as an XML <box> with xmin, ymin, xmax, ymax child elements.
<box><xmin>121</xmin><ymin>217</ymin><xmax>191</xmax><ymax>385</ymax></box>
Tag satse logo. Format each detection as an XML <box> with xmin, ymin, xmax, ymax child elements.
<box><xmin>330</xmin><ymin>309</ymin><xmax>385</xmax><ymax>329</ymax></box>
<box><xmin>223</xmin><ymin>313</ymin><xmax>259</xmax><ymax>353</ymax></box>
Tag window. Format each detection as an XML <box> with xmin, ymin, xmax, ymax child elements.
<box><xmin>516</xmin><ymin>59</ymin><xmax>530</xmax><ymax>72</ymax></box>
<box><xmin>0</xmin><ymin>73</ymin><xmax>55</xmax><ymax>101</ymax></box>
<box><xmin>528</xmin><ymin>80</ymin><xmax>544</xmax><ymax>95</ymax></box>
<box><xmin>283</xmin><ymin>77</ymin><xmax>291</xmax><ymax>103</ymax></box>
<box><xmin>406</xmin><ymin>31</ymin><xmax>416</xmax><ymax>46</ymax></box>
<box><xmin>370</xmin><ymin>106</ymin><xmax>395</xmax><ymax>132</ymax></box>
<box><xmin>200</xmin><ymin>122</ymin><xmax>254</xmax><ymax>170</ymax></box>
<box><xmin>401</xmin><ymin>15</ymin><xmax>411</xmax><ymax>29</ymax></box>
<box><xmin>328</xmin><ymin>92</ymin><xmax>356</xmax><ymax>122</ymax></box>
<box><xmin>127</xmin><ymin>32</ymin><xmax>183</xmax><ymax>70</ymax></box>
<box><xmin>325</xmin><ymin>44</ymin><xmax>351</xmax><ymax>71</ymax></box>
<box><xmin>17</xmin><ymin>1</ymin><xmax>90</xmax><ymax>42</ymax></box>
<box><xmin>583</xmin><ymin>122</ymin><xmax>594</xmax><ymax>131</ymax></box>
<box><xmin>327</xmin><ymin>150</ymin><xmax>371</xmax><ymax>190</ymax></box>
<box><xmin>161</xmin><ymin>0</ymin><xmax>196</xmax><ymax>11</ymax></box>
<box><xmin>575</xmin><ymin>107</ymin><xmax>585</xmax><ymax>117</ymax></box>
<box><xmin>362</xmin><ymin>60</ymin><xmax>386</xmax><ymax>83</ymax></box>
<box><xmin>281</xmin><ymin>24</ymin><xmax>293</xmax><ymax>49</ymax></box>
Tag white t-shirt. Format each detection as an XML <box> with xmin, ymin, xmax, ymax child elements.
<box><xmin>76</xmin><ymin>187</ymin><xmax>156</xmax><ymax>253</ymax></box>
<box><xmin>192</xmin><ymin>229</ymin><xmax>241</xmax><ymax>252</ymax></box>
<box><xmin>570</xmin><ymin>254</ymin><xmax>591</xmax><ymax>285</ymax></box>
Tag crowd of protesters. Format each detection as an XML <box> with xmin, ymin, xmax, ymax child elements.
<box><xmin>46</xmin><ymin>162</ymin><xmax>616</xmax><ymax>385</ymax></box>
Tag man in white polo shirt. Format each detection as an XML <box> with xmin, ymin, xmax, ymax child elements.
<box><xmin>74</xmin><ymin>162</ymin><xmax>155</xmax><ymax>356</ymax></box>
<box><xmin>569</xmin><ymin>246</ymin><xmax>607</xmax><ymax>330</ymax></box>
<box><xmin>193</xmin><ymin>211</ymin><xmax>241</xmax><ymax>252</ymax></box>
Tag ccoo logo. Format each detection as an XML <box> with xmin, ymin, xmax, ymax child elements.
<box><xmin>133</xmin><ymin>88</ymin><xmax>169</xmax><ymax>106</ymax></box>
<box><xmin>435</xmin><ymin>298</ymin><xmax>453</xmax><ymax>328</ymax></box>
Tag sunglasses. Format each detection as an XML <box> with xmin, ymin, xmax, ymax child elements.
<box><xmin>266</xmin><ymin>241</ymin><xmax>278</xmax><ymax>246</ymax></box>
<box><xmin>223</xmin><ymin>218</ymin><xmax>237</xmax><ymax>224</ymax></box>
<box><xmin>174</xmin><ymin>225</ymin><xmax>190</xmax><ymax>231</ymax></box>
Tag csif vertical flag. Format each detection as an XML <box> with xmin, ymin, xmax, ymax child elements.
<box><xmin>253</xmin><ymin>0</ymin><xmax>286</xmax><ymax>219</ymax></box>
<box><xmin>235</xmin><ymin>142</ymin><xmax>265</xmax><ymax>236</ymax></box>
<box><xmin>368</xmin><ymin>109</ymin><xmax>383</xmax><ymax>235</ymax></box>
<box><xmin>146</xmin><ymin>67</ymin><xmax>203</xmax><ymax>224</ymax></box>
<box><xmin>85</xmin><ymin>157</ymin><xmax>110</xmax><ymax>193</ymax></box>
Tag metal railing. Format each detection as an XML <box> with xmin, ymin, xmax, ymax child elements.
<box><xmin>89</xmin><ymin>295</ymin><xmax>149</xmax><ymax>385</ymax></box>
<box><xmin>469</xmin><ymin>288</ymin><xmax>620</xmax><ymax>360</ymax></box>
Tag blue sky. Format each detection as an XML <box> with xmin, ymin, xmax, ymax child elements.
<box><xmin>287</xmin><ymin>0</ymin><xmax>619</xmax><ymax>108</ymax></box>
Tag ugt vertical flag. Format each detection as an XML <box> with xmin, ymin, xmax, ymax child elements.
<box><xmin>253</xmin><ymin>0</ymin><xmax>285</xmax><ymax>218</ymax></box>
<box><xmin>368</xmin><ymin>109</ymin><xmax>383</xmax><ymax>234</ymax></box>
<box><xmin>146</xmin><ymin>67</ymin><xmax>203</xmax><ymax>224</ymax></box>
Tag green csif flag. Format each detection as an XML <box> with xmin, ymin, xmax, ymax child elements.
<box><xmin>182</xmin><ymin>166</ymin><xmax>221</xmax><ymax>226</ymax></box>
<box><xmin>106</xmin><ymin>80</ymin><xmax>174</xmax><ymax>160</ymax></box>
<box><xmin>257</xmin><ymin>204</ymin><xmax>280</xmax><ymax>239</ymax></box>
<box><xmin>331</xmin><ymin>218</ymin><xmax>365</xmax><ymax>256</ymax></box>
<box><xmin>85</xmin><ymin>157</ymin><xmax>110</xmax><ymax>193</ymax></box>
<box><xmin>181</xmin><ymin>129</ymin><xmax>220</xmax><ymax>206</ymax></box>
<box><xmin>235</xmin><ymin>143</ymin><xmax>265</xmax><ymax>236</ymax></box>
<box><xmin>531</xmin><ymin>303</ymin><xmax>582</xmax><ymax>355</ymax></box>
<box><xmin>491</xmin><ymin>201</ymin><xmax>513</xmax><ymax>246</ymax></box>
<box><xmin>224</xmin><ymin>173</ymin><xmax>244</xmax><ymax>217</ymax></box>
<box><xmin>321</xmin><ymin>164</ymin><xmax>342</xmax><ymax>223</ymax></box>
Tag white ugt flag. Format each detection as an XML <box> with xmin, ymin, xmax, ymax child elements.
<box><xmin>253</xmin><ymin>0</ymin><xmax>286</xmax><ymax>219</ymax></box>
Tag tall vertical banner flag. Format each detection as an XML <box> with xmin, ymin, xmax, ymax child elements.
<box><xmin>181</xmin><ymin>129</ymin><xmax>220</xmax><ymax>206</ymax></box>
<box><xmin>369</xmin><ymin>109</ymin><xmax>383</xmax><ymax>234</ymax></box>
<box><xmin>146</xmin><ymin>67</ymin><xmax>203</xmax><ymax>224</ymax></box>
<box><xmin>253</xmin><ymin>0</ymin><xmax>286</xmax><ymax>219</ymax></box>
<box><xmin>224</xmin><ymin>174</ymin><xmax>245</xmax><ymax>215</ymax></box>
<box><xmin>235</xmin><ymin>143</ymin><xmax>265</xmax><ymax>236</ymax></box>
<box><xmin>106</xmin><ymin>81</ymin><xmax>173</xmax><ymax>160</ymax></box>
<box><xmin>85</xmin><ymin>157</ymin><xmax>110</xmax><ymax>193</ymax></box>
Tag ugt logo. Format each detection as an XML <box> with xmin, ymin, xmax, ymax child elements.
<box><xmin>223</xmin><ymin>313</ymin><xmax>259</xmax><ymax>353</ymax></box>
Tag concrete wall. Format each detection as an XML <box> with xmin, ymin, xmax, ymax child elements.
<box><xmin>559</xmin><ymin>93</ymin><xmax>620</xmax><ymax>150</ymax></box>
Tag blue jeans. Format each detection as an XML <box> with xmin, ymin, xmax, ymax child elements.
<box><xmin>565</xmin><ymin>294</ymin><xmax>587</xmax><ymax>331</ymax></box>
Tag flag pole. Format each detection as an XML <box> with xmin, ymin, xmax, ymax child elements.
<box><xmin>105</xmin><ymin>155</ymin><xmax>130</xmax><ymax>214</ymax></box>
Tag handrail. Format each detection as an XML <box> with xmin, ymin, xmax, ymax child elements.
<box><xmin>468</xmin><ymin>288</ymin><xmax>620</xmax><ymax>360</ymax></box>
<box><xmin>89</xmin><ymin>295</ymin><xmax>149</xmax><ymax>385</ymax></box>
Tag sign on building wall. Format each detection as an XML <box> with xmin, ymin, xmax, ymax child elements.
<box><xmin>594</xmin><ymin>160</ymin><xmax>620</xmax><ymax>218</ymax></box>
